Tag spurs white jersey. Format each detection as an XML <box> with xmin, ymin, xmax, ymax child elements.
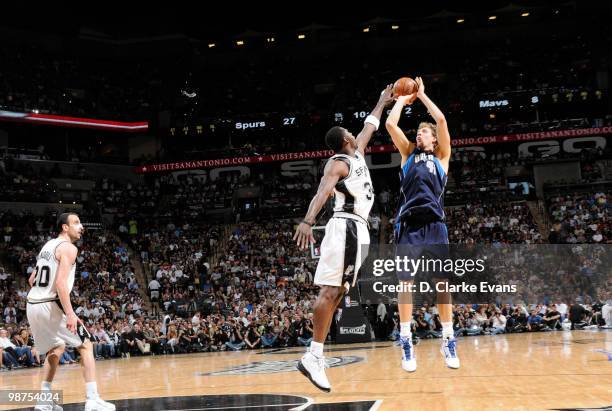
<box><xmin>331</xmin><ymin>151</ymin><xmax>374</xmax><ymax>221</ymax></box>
<box><xmin>27</xmin><ymin>238</ymin><xmax>76</xmax><ymax>303</ymax></box>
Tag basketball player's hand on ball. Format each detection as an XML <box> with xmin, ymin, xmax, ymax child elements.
<box><xmin>415</xmin><ymin>76</ymin><xmax>425</xmax><ymax>98</ymax></box>
<box><xmin>396</xmin><ymin>93</ymin><xmax>417</xmax><ymax>106</ymax></box>
<box><xmin>378</xmin><ymin>84</ymin><xmax>395</xmax><ymax>107</ymax></box>
<box><xmin>294</xmin><ymin>222</ymin><xmax>315</xmax><ymax>250</ymax></box>
<box><xmin>66</xmin><ymin>312</ymin><xmax>79</xmax><ymax>334</ymax></box>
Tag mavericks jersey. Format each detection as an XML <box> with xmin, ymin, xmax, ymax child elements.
<box><xmin>27</xmin><ymin>238</ymin><xmax>76</xmax><ymax>303</ymax></box>
<box><xmin>396</xmin><ymin>147</ymin><xmax>447</xmax><ymax>223</ymax></box>
<box><xmin>331</xmin><ymin>151</ymin><xmax>374</xmax><ymax>221</ymax></box>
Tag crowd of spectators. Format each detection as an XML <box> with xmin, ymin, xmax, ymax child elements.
<box><xmin>547</xmin><ymin>190</ymin><xmax>610</xmax><ymax>244</ymax></box>
<box><xmin>446</xmin><ymin>201</ymin><xmax>542</xmax><ymax>244</ymax></box>
<box><xmin>382</xmin><ymin>196</ymin><xmax>542</xmax><ymax>245</ymax></box>
<box><xmin>369</xmin><ymin>299</ymin><xmax>612</xmax><ymax>342</ymax></box>
<box><xmin>0</xmin><ymin>165</ymin><xmax>58</xmax><ymax>203</ymax></box>
<box><xmin>1</xmin><ymin>175</ymin><xmax>610</xmax><ymax>372</ymax></box>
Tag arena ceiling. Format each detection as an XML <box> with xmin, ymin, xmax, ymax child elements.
<box><xmin>1</xmin><ymin>1</ymin><xmax>589</xmax><ymax>42</ymax></box>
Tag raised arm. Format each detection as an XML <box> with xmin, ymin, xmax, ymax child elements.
<box><xmin>415</xmin><ymin>77</ymin><xmax>451</xmax><ymax>172</ymax></box>
<box><xmin>293</xmin><ymin>159</ymin><xmax>349</xmax><ymax>249</ymax></box>
<box><xmin>385</xmin><ymin>94</ymin><xmax>417</xmax><ymax>165</ymax></box>
<box><xmin>356</xmin><ymin>84</ymin><xmax>394</xmax><ymax>154</ymax></box>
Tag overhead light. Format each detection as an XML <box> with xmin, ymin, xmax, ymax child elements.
<box><xmin>266</xmin><ymin>37</ymin><xmax>275</xmax><ymax>43</ymax></box>
<box><xmin>488</xmin><ymin>15</ymin><xmax>497</xmax><ymax>20</ymax></box>
<box><xmin>208</xmin><ymin>43</ymin><xmax>215</xmax><ymax>48</ymax></box>
<box><xmin>181</xmin><ymin>90</ymin><xmax>197</xmax><ymax>98</ymax></box>
<box><xmin>521</xmin><ymin>12</ymin><xmax>530</xmax><ymax>17</ymax></box>
<box><xmin>391</xmin><ymin>25</ymin><xmax>399</xmax><ymax>30</ymax></box>
<box><xmin>236</xmin><ymin>40</ymin><xmax>244</xmax><ymax>46</ymax></box>
<box><xmin>298</xmin><ymin>34</ymin><xmax>306</xmax><ymax>39</ymax></box>
<box><xmin>363</xmin><ymin>27</ymin><xmax>370</xmax><ymax>33</ymax></box>
<box><xmin>456</xmin><ymin>19</ymin><xmax>465</xmax><ymax>23</ymax></box>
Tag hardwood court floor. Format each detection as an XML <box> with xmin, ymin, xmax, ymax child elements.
<box><xmin>2</xmin><ymin>330</ymin><xmax>611</xmax><ymax>411</ymax></box>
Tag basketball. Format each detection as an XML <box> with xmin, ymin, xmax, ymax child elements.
<box><xmin>393</xmin><ymin>77</ymin><xmax>418</xmax><ymax>96</ymax></box>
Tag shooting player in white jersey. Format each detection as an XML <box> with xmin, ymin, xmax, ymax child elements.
<box><xmin>27</xmin><ymin>213</ymin><xmax>115</xmax><ymax>411</ymax></box>
<box><xmin>293</xmin><ymin>85</ymin><xmax>394</xmax><ymax>392</ymax></box>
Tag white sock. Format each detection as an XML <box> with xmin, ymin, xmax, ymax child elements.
<box><xmin>400</xmin><ymin>322</ymin><xmax>412</xmax><ymax>338</ymax></box>
<box><xmin>41</xmin><ymin>381</ymin><xmax>52</xmax><ymax>391</ymax></box>
<box><xmin>442</xmin><ymin>322</ymin><xmax>454</xmax><ymax>339</ymax></box>
<box><xmin>85</xmin><ymin>382</ymin><xmax>99</xmax><ymax>400</ymax></box>
<box><xmin>309</xmin><ymin>341</ymin><xmax>324</xmax><ymax>358</ymax></box>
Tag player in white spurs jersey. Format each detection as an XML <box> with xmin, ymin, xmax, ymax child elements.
<box><xmin>294</xmin><ymin>85</ymin><xmax>394</xmax><ymax>392</ymax></box>
<box><xmin>26</xmin><ymin>213</ymin><xmax>115</xmax><ymax>411</ymax></box>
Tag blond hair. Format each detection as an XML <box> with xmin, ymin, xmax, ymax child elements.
<box><xmin>418</xmin><ymin>122</ymin><xmax>439</xmax><ymax>152</ymax></box>
<box><xmin>418</xmin><ymin>122</ymin><xmax>437</xmax><ymax>138</ymax></box>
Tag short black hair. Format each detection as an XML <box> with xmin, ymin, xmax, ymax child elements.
<box><xmin>57</xmin><ymin>212</ymin><xmax>78</xmax><ymax>233</ymax></box>
<box><xmin>325</xmin><ymin>126</ymin><xmax>347</xmax><ymax>152</ymax></box>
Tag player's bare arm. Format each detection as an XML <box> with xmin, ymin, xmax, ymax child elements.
<box><xmin>55</xmin><ymin>241</ymin><xmax>79</xmax><ymax>334</ymax></box>
<box><xmin>415</xmin><ymin>76</ymin><xmax>451</xmax><ymax>173</ymax></box>
<box><xmin>28</xmin><ymin>269</ymin><xmax>36</xmax><ymax>287</ymax></box>
<box><xmin>293</xmin><ymin>159</ymin><xmax>349</xmax><ymax>249</ymax></box>
<box><xmin>385</xmin><ymin>93</ymin><xmax>417</xmax><ymax>165</ymax></box>
<box><xmin>355</xmin><ymin>84</ymin><xmax>394</xmax><ymax>154</ymax></box>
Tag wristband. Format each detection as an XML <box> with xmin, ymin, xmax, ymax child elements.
<box><xmin>365</xmin><ymin>115</ymin><xmax>380</xmax><ymax>131</ymax></box>
<box><xmin>302</xmin><ymin>220</ymin><xmax>314</xmax><ymax>226</ymax></box>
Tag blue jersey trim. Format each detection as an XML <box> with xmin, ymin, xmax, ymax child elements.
<box><xmin>401</xmin><ymin>153</ymin><xmax>416</xmax><ymax>178</ymax></box>
<box><xmin>441</xmin><ymin>223</ymin><xmax>449</xmax><ymax>243</ymax></box>
<box><xmin>433</xmin><ymin>156</ymin><xmax>446</xmax><ymax>178</ymax></box>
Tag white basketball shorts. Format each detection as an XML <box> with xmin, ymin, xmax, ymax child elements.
<box><xmin>27</xmin><ymin>301</ymin><xmax>91</xmax><ymax>355</ymax></box>
<box><xmin>314</xmin><ymin>216</ymin><xmax>370</xmax><ymax>290</ymax></box>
